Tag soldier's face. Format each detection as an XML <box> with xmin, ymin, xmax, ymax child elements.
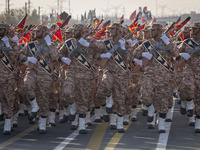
<box><xmin>36</xmin><ymin>30</ymin><xmax>43</xmax><ymax>39</ymax></box>
<box><xmin>150</xmin><ymin>28</ymin><xmax>158</xmax><ymax>38</ymax></box>
<box><xmin>183</xmin><ymin>31</ymin><xmax>190</xmax><ymax>39</ymax></box>
<box><xmin>110</xmin><ymin>28</ymin><xmax>117</xmax><ymax>37</ymax></box>
<box><xmin>143</xmin><ymin>31</ymin><xmax>151</xmax><ymax>39</ymax></box>
<box><xmin>191</xmin><ymin>28</ymin><xmax>200</xmax><ymax>38</ymax></box>
<box><xmin>64</xmin><ymin>32</ymin><xmax>72</xmax><ymax>40</ymax></box>
<box><xmin>73</xmin><ymin>30</ymin><xmax>81</xmax><ymax>39</ymax></box>
<box><xmin>0</xmin><ymin>28</ymin><xmax>5</xmax><ymax>37</ymax></box>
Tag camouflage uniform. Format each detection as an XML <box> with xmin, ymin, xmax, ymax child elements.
<box><xmin>0</xmin><ymin>37</ymin><xmax>19</xmax><ymax>118</ymax></box>
<box><xmin>18</xmin><ymin>26</ymin><xmax>59</xmax><ymax>117</ymax></box>
<box><xmin>60</xmin><ymin>38</ymin><xmax>103</xmax><ymax>115</ymax></box>
<box><xmin>178</xmin><ymin>38</ymin><xmax>199</xmax><ymax>116</ymax></box>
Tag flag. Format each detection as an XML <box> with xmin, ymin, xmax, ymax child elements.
<box><xmin>163</xmin><ymin>23</ymin><xmax>168</xmax><ymax>28</ymax></box>
<box><xmin>180</xmin><ymin>32</ymin><xmax>184</xmax><ymax>41</ymax></box>
<box><xmin>141</xmin><ymin>15</ymin><xmax>147</xmax><ymax>23</ymax></box>
<box><xmin>30</xmin><ymin>23</ymin><xmax>40</xmax><ymax>32</ymax></box>
<box><xmin>175</xmin><ymin>17</ymin><xmax>181</xmax><ymax>26</ymax></box>
<box><xmin>118</xmin><ymin>15</ymin><xmax>124</xmax><ymax>24</ymax></box>
<box><xmin>54</xmin><ymin>28</ymin><xmax>63</xmax><ymax>43</ymax></box>
<box><xmin>56</xmin><ymin>21</ymin><xmax>63</xmax><ymax>27</ymax></box>
<box><xmin>129</xmin><ymin>10</ymin><xmax>136</xmax><ymax>20</ymax></box>
<box><xmin>150</xmin><ymin>18</ymin><xmax>156</xmax><ymax>25</ymax></box>
<box><xmin>14</xmin><ymin>14</ymin><xmax>27</xmax><ymax>31</ymax></box>
<box><xmin>94</xmin><ymin>19</ymin><xmax>103</xmax><ymax>30</ymax></box>
<box><xmin>60</xmin><ymin>15</ymin><xmax>71</xmax><ymax>28</ymax></box>
<box><xmin>93</xmin><ymin>20</ymin><xmax>111</xmax><ymax>40</ymax></box>
<box><xmin>92</xmin><ymin>28</ymin><xmax>106</xmax><ymax>40</ymax></box>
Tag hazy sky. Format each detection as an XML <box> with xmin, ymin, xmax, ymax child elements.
<box><xmin>1</xmin><ymin>0</ymin><xmax>200</xmax><ymax>19</ymax></box>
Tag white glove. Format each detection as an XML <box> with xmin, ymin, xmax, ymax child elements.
<box><xmin>119</xmin><ymin>38</ymin><xmax>126</xmax><ymax>50</ymax></box>
<box><xmin>12</xmin><ymin>36</ymin><xmax>19</xmax><ymax>46</ymax></box>
<box><xmin>78</xmin><ymin>38</ymin><xmax>90</xmax><ymax>47</ymax></box>
<box><xmin>27</xmin><ymin>57</ymin><xmax>38</xmax><ymax>64</ymax></box>
<box><xmin>44</xmin><ymin>35</ymin><xmax>52</xmax><ymax>46</ymax></box>
<box><xmin>100</xmin><ymin>52</ymin><xmax>112</xmax><ymax>59</ymax></box>
<box><xmin>61</xmin><ymin>57</ymin><xmax>71</xmax><ymax>65</ymax></box>
<box><xmin>128</xmin><ymin>39</ymin><xmax>137</xmax><ymax>46</ymax></box>
<box><xmin>160</xmin><ymin>34</ymin><xmax>170</xmax><ymax>45</ymax></box>
<box><xmin>133</xmin><ymin>58</ymin><xmax>142</xmax><ymax>66</ymax></box>
<box><xmin>23</xmin><ymin>60</ymin><xmax>29</xmax><ymax>66</ymax></box>
<box><xmin>1</xmin><ymin>36</ymin><xmax>11</xmax><ymax>48</ymax></box>
<box><xmin>142</xmin><ymin>52</ymin><xmax>153</xmax><ymax>60</ymax></box>
<box><xmin>180</xmin><ymin>53</ymin><xmax>190</xmax><ymax>60</ymax></box>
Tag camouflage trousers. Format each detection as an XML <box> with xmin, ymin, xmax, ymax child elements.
<box><xmin>93</xmin><ymin>70</ymin><xmax>106</xmax><ymax>107</ymax></box>
<box><xmin>96</xmin><ymin>71</ymin><xmax>129</xmax><ymax>116</ymax></box>
<box><xmin>140</xmin><ymin>75</ymin><xmax>173</xmax><ymax>114</ymax></box>
<box><xmin>23</xmin><ymin>72</ymin><xmax>53</xmax><ymax>116</ymax></box>
<box><xmin>0</xmin><ymin>77</ymin><xmax>19</xmax><ymax>118</ymax></box>
<box><xmin>178</xmin><ymin>70</ymin><xmax>195</xmax><ymax>101</ymax></box>
<box><xmin>194</xmin><ymin>73</ymin><xmax>200</xmax><ymax>116</ymax></box>
<box><xmin>61</xmin><ymin>75</ymin><xmax>92</xmax><ymax>114</ymax></box>
<box><xmin>49</xmin><ymin>93</ymin><xmax>58</xmax><ymax>110</ymax></box>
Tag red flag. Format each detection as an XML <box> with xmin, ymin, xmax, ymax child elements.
<box><xmin>60</xmin><ymin>15</ymin><xmax>71</xmax><ymax>28</ymax></box>
<box><xmin>163</xmin><ymin>23</ymin><xmax>168</xmax><ymax>28</ymax></box>
<box><xmin>180</xmin><ymin>33</ymin><xmax>185</xmax><ymax>41</ymax></box>
<box><xmin>30</xmin><ymin>23</ymin><xmax>40</xmax><ymax>32</ymax></box>
<box><xmin>54</xmin><ymin>28</ymin><xmax>63</xmax><ymax>43</ymax></box>
<box><xmin>150</xmin><ymin>18</ymin><xmax>156</xmax><ymax>25</ymax></box>
<box><xmin>176</xmin><ymin>17</ymin><xmax>191</xmax><ymax>30</ymax></box>
<box><xmin>175</xmin><ymin>17</ymin><xmax>181</xmax><ymax>26</ymax></box>
<box><xmin>118</xmin><ymin>15</ymin><xmax>124</xmax><ymax>24</ymax></box>
<box><xmin>93</xmin><ymin>20</ymin><xmax>111</xmax><ymax>40</ymax></box>
<box><xmin>24</xmin><ymin>32</ymin><xmax>31</xmax><ymax>43</ymax></box>
<box><xmin>129</xmin><ymin>10</ymin><xmax>136</xmax><ymax>20</ymax></box>
<box><xmin>92</xmin><ymin>28</ymin><xmax>106</xmax><ymax>40</ymax></box>
<box><xmin>56</xmin><ymin>21</ymin><xmax>63</xmax><ymax>27</ymax></box>
<box><xmin>14</xmin><ymin>14</ymin><xmax>27</xmax><ymax>31</ymax></box>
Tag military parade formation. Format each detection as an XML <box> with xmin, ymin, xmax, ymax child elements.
<box><xmin>0</xmin><ymin>9</ymin><xmax>200</xmax><ymax>141</ymax></box>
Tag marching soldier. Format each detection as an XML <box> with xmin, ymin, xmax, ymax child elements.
<box><xmin>59</xmin><ymin>24</ymin><xmax>101</xmax><ymax>134</ymax></box>
<box><xmin>132</xmin><ymin>23</ymin><xmax>179</xmax><ymax>133</ymax></box>
<box><xmin>18</xmin><ymin>25</ymin><xmax>59</xmax><ymax>134</ymax></box>
<box><xmin>96</xmin><ymin>23</ymin><xmax>133</xmax><ymax>133</ymax></box>
<box><xmin>176</xmin><ymin>22</ymin><xmax>200</xmax><ymax>133</ymax></box>
<box><xmin>0</xmin><ymin>23</ymin><xmax>20</xmax><ymax>135</ymax></box>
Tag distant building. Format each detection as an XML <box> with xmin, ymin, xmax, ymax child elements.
<box><xmin>157</xmin><ymin>11</ymin><xmax>200</xmax><ymax>25</ymax></box>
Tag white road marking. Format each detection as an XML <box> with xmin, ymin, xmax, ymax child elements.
<box><xmin>53</xmin><ymin>115</ymin><xmax>95</xmax><ymax>150</ymax></box>
<box><xmin>156</xmin><ymin>100</ymin><xmax>175</xmax><ymax>150</ymax></box>
<box><xmin>53</xmin><ymin>130</ymin><xmax>79</xmax><ymax>150</ymax></box>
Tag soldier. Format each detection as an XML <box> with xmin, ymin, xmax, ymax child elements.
<box><xmin>96</xmin><ymin>23</ymin><xmax>133</xmax><ymax>133</ymax></box>
<box><xmin>132</xmin><ymin>23</ymin><xmax>179</xmax><ymax>133</ymax></box>
<box><xmin>59</xmin><ymin>24</ymin><xmax>101</xmax><ymax>134</ymax></box>
<box><xmin>173</xmin><ymin>26</ymin><xmax>195</xmax><ymax>126</ymax></box>
<box><xmin>18</xmin><ymin>25</ymin><xmax>59</xmax><ymax>134</ymax></box>
<box><xmin>0</xmin><ymin>23</ymin><xmax>20</xmax><ymax>135</ymax></box>
<box><xmin>176</xmin><ymin>22</ymin><xmax>200</xmax><ymax>133</ymax></box>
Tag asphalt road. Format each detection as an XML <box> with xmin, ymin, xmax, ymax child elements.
<box><xmin>0</xmin><ymin>100</ymin><xmax>200</xmax><ymax>150</ymax></box>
